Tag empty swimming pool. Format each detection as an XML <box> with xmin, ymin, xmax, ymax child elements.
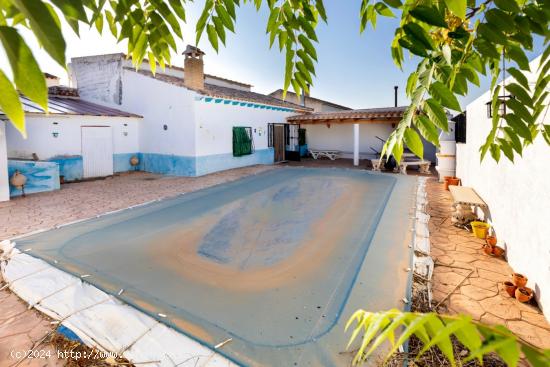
<box><xmin>15</xmin><ymin>167</ymin><xmax>416</xmax><ymax>366</ymax></box>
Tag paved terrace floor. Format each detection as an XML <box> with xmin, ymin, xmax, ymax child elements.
<box><xmin>0</xmin><ymin>163</ymin><xmax>548</xmax><ymax>366</ymax></box>
<box><xmin>427</xmin><ymin>178</ymin><xmax>550</xmax><ymax>350</ymax></box>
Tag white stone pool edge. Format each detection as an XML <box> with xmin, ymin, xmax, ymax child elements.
<box><xmin>0</xmin><ymin>176</ymin><xmax>431</xmax><ymax>367</ymax></box>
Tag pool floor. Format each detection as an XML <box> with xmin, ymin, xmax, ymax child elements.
<box><xmin>15</xmin><ymin>168</ymin><xmax>415</xmax><ymax>366</ymax></box>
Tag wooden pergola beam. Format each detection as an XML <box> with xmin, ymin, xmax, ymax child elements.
<box><xmin>288</xmin><ymin>118</ymin><xmax>400</xmax><ymax>125</ymax></box>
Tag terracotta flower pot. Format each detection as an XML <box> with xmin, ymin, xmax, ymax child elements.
<box><xmin>503</xmin><ymin>281</ymin><xmax>517</xmax><ymax>298</ymax></box>
<box><xmin>483</xmin><ymin>245</ymin><xmax>494</xmax><ymax>255</ymax></box>
<box><xmin>515</xmin><ymin>287</ymin><xmax>534</xmax><ymax>303</ymax></box>
<box><xmin>447</xmin><ymin>177</ymin><xmax>460</xmax><ymax>188</ymax></box>
<box><xmin>492</xmin><ymin>246</ymin><xmax>505</xmax><ymax>257</ymax></box>
<box><xmin>486</xmin><ymin>235</ymin><xmax>497</xmax><ymax>247</ymax></box>
<box><xmin>512</xmin><ymin>273</ymin><xmax>528</xmax><ymax>287</ymax></box>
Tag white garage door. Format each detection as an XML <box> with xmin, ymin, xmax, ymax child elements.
<box><xmin>81</xmin><ymin>126</ymin><xmax>114</xmax><ymax>178</ymax></box>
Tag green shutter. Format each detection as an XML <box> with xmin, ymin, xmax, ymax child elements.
<box><xmin>233</xmin><ymin>127</ymin><xmax>253</xmax><ymax>157</ymax></box>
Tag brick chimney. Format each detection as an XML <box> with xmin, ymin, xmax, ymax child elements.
<box><xmin>183</xmin><ymin>45</ymin><xmax>205</xmax><ymax>90</ymax></box>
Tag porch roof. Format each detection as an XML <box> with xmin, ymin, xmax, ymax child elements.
<box><xmin>286</xmin><ymin>106</ymin><xmax>407</xmax><ymax>124</ymax></box>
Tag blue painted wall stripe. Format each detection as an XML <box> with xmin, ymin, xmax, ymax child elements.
<box><xmin>8</xmin><ymin>160</ymin><xmax>60</xmax><ymax>197</ymax></box>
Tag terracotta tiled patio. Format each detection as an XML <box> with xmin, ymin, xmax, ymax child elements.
<box><xmin>427</xmin><ymin>178</ymin><xmax>550</xmax><ymax>350</ymax></box>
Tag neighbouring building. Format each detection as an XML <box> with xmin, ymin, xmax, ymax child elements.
<box><xmin>69</xmin><ymin>46</ymin><xmax>311</xmax><ymax>177</ymax></box>
<box><xmin>5</xmin><ymin>84</ymin><xmax>142</xmax><ymax>198</ymax></box>
<box><xmin>269</xmin><ymin>89</ymin><xmax>352</xmax><ymax>112</ymax></box>
<box><xmin>455</xmin><ymin>55</ymin><xmax>550</xmax><ymax>318</ymax></box>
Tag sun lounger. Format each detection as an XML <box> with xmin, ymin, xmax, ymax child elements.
<box><xmin>308</xmin><ymin>149</ymin><xmax>341</xmax><ymax>160</ymax></box>
<box><xmin>398</xmin><ymin>160</ymin><xmax>431</xmax><ymax>175</ymax></box>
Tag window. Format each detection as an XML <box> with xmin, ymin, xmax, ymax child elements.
<box><xmin>267</xmin><ymin>123</ymin><xmax>274</xmax><ymax>147</ymax></box>
<box><xmin>453</xmin><ymin>112</ymin><xmax>467</xmax><ymax>143</ymax></box>
<box><xmin>233</xmin><ymin>126</ymin><xmax>254</xmax><ymax>157</ymax></box>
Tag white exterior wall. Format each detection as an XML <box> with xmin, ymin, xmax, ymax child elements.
<box><xmin>0</xmin><ymin>121</ymin><xmax>9</xmax><ymax>202</ymax></box>
<box><xmin>194</xmin><ymin>102</ymin><xmax>293</xmax><ymax>156</ymax></box>
<box><xmin>304</xmin><ymin>123</ymin><xmax>395</xmax><ymax>158</ymax></box>
<box><xmin>6</xmin><ymin>115</ymin><xmax>140</xmax><ymax>159</ymax></box>
<box><xmin>456</xmin><ymin>56</ymin><xmax>550</xmax><ymax>317</ymax></box>
<box><xmin>121</xmin><ymin>70</ymin><xmax>197</xmax><ymax>156</ymax></box>
<box><xmin>70</xmin><ymin>54</ymin><xmax>124</xmax><ymax>105</ymax></box>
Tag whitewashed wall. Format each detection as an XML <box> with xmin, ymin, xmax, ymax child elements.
<box><xmin>6</xmin><ymin>115</ymin><xmax>140</xmax><ymax>159</ymax></box>
<box><xmin>194</xmin><ymin>101</ymin><xmax>293</xmax><ymax>156</ymax></box>
<box><xmin>304</xmin><ymin>123</ymin><xmax>394</xmax><ymax>158</ymax></box>
<box><xmin>0</xmin><ymin>121</ymin><xmax>9</xmax><ymax>202</ymax></box>
<box><xmin>70</xmin><ymin>54</ymin><xmax>124</xmax><ymax>105</ymax></box>
<box><xmin>456</xmin><ymin>56</ymin><xmax>550</xmax><ymax>318</ymax></box>
<box><xmin>121</xmin><ymin>70</ymin><xmax>197</xmax><ymax>156</ymax></box>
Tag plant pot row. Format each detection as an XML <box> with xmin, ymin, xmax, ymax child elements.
<box><xmin>483</xmin><ymin>235</ymin><xmax>505</xmax><ymax>257</ymax></box>
<box><xmin>503</xmin><ymin>273</ymin><xmax>534</xmax><ymax>303</ymax></box>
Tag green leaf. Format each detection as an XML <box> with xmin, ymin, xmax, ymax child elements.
<box><xmin>0</xmin><ymin>26</ymin><xmax>47</xmax><ymax>111</ymax></box>
<box><xmin>374</xmin><ymin>2</ymin><xmax>395</xmax><ymax>17</ymax></box>
<box><xmin>504</xmin><ymin>113</ymin><xmax>532</xmax><ymax>141</ymax></box>
<box><xmin>443</xmin><ymin>0</ymin><xmax>466</xmax><ymax>19</ymax></box>
<box><xmin>50</xmin><ymin>0</ymin><xmax>87</xmax><ymax>22</ymax></box>
<box><xmin>212</xmin><ymin>16</ymin><xmax>226</xmax><ymax>45</ymax></box>
<box><xmin>416</xmin><ymin>115</ymin><xmax>440</xmax><ymax>145</ymax></box>
<box><xmin>168</xmin><ymin>0</ymin><xmax>187</xmax><ymax>22</ymax></box>
<box><xmin>95</xmin><ymin>14</ymin><xmax>103</xmax><ymax>33</ymax></box>
<box><xmin>298</xmin><ymin>34</ymin><xmax>317</xmax><ymax>61</ymax></box>
<box><xmin>409</xmin><ymin>5</ymin><xmax>447</xmax><ymax>27</ymax></box>
<box><xmin>507</xmin><ymin>44</ymin><xmax>530</xmax><ymax>71</ymax></box>
<box><xmin>216</xmin><ymin>4</ymin><xmax>235</xmax><ymax>32</ymax></box>
<box><xmin>494</xmin><ymin>0</ymin><xmax>521</xmax><ymax>13</ymax></box>
<box><xmin>506</xmin><ymin>98</ymin><xmax>533</xmax><ymax>124</ymax></box>
<box><xmin>506</xmin><ymin>83</ymin><xmax>533</xmax><ymax>106</ymax></box>
<box><xmin>507</xmin><ymin>67</ymin><xmax>530</xmax><ymax>89</ymax></box>
<box><xmin>403</xmin><ymin>128</ymin><xmax>424</xmax><ymax>158</ymax></box>
<box><xmin>430</xmin><ymin>82</ymin><xmax>461</xmax><ymax>111</ymax></box>
<box><xmin>0</xmin><ymin>69</ymin><xmax>26</xmax><ymax>137</ymax></box>
<box><xmin>425</xmin><ymin>98</ymin><xmax>449</xmax><ymax>131</ymax></box>
<box><xmin>207</xmin><ymin>24</ymin><xmax>219</xmax><ymax>52</ymax></box>
<box><xmin>403</xmin><ymin>23</ymin><xmax>434</xmax><ymax>50</ymax></box>
<box><xmin>11</xmin><ymin>0</ymin><xmax>66</xmax><ymax>65</ymax></box>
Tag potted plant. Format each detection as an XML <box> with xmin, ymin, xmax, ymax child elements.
<box><xmin>492</xmin><ymin>246</ymin><xmax>505</xmax><ymax>257</ymax></box>
<box><xmin>515</xmin><ymin>287</ymin><xmax>534</xmax><ymax>303</ymax></box>
<box><xmin>443</xmin><ymin>176</ymin><xmax>460</xmax><ymax>190</ymax></box>
<box><xmin>483</xmin><ymin>244</ymin><xmax>493</xmax><ymax>255</ymax></box>
<box><xmin>503</xmin><ymin>281</ymin><xmax>517</xmax><ymax>298</ymax></box>
<box><xmin>486</xmin><ymin>235</ymin><xmax>497</xmax><ymax>246</ymax></box>
<box><xmin>512</xmin><ymin>273</ymin><xmax>528</xmax><ymax>287</ymax></box>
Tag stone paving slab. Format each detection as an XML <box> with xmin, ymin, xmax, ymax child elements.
<box><xmin>427</xmin><ymin>178</ymin><xmax>550</xmax><ymax>350</ymax></box>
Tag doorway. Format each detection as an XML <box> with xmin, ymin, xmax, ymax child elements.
<box><xmin>81</xmin><ymin>126</ymin><xmax>114</xmax><ymax>178</ymax></box>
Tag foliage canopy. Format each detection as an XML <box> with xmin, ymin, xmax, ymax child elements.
<box><xmin>0</xmin><ymin>0</ymin><xmax>548</xmax><ymax>160</ymax></box>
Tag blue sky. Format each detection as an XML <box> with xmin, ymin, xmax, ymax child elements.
<box><xmin>0</xmin><ymin>1</ymin><xmax>544</xmax><ymax>109</ymax></box>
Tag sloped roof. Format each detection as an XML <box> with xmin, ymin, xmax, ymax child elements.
<box><xmin>11</xmin><ymin>93</ymin><xmax>142</xmax><ymax>118</ymax></box>
<box><xmin>287</xmin><ymin>106</ymin><xmax>407</xmax><ymax>123</ymax></box>
<box><xmin>269</xmin><ymin>89</ymin><xmax>352</xmax><ymax>111</ymax></box>
<box><xmin>128</xmin><ymin>69</ymin><xmax>312</xmax><ymax>112</ymax></box>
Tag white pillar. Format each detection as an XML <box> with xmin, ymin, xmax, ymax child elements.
<box><xmin>0</xmin><ymin>122</ymin><xmax>10</xmax><ymax>202</ymax></box>
<box><xmin>353</xmin><ymin>123</ymin><xmax>359</xmax><ymax>166</ymax></box>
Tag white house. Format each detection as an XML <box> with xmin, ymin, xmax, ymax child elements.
<box><xmin>455</xmin><ymin>55</ymin><xmax>550</xmax><ymax>317</ymax></box>
<box><xmin>3</xmin><ymin>84</ymin><xmax>141</xmax><ymax>200</ymax></box>
<box><xmin>69</xmin><ymin>46</ymin><xmax>310</xmax><ymax>177</ymax></box>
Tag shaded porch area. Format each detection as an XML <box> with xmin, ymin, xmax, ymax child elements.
<box><xmin>287</xmin><ymin>106</ymin><xmax>437</xmax><ymax>168</ymax></box>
